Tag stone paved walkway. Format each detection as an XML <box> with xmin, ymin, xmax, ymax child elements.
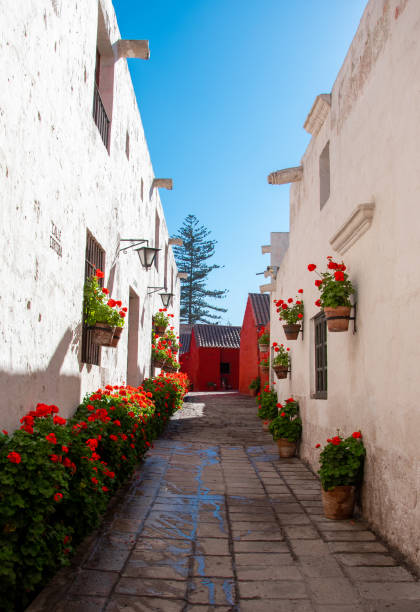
<box><xmin>30</xmin><ymin>392</ymin><xmax>420</xmax><ymax>611</ymax></box>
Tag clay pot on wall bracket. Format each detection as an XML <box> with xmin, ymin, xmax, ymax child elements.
<box><xmin>110</xmin><ymin>326</ymin><xmax>123</xmax><ymax>348</ymax></box>
<box><xmin>260</xmin><ymin>365</ymin><xmax>269</xmax><ymax>374</ymax></box>
<box><xmin>283</xmin><ymin>324</ymin><xmax>301</xmax><ymax>340</ymax></box>
<box><xmin>154</xmin><ymin>325</ymin><xmax>167</xmax><ymax>337</ymax></box>
<box><xmin>262</xmin><ymin>419</ymin><xmax>272</xmax><ymax>432</ymax></box>
<box><xmin>90</xmin><ymin>323</ymin><xmax>116</xmax><ymax>347</ymax></box>
<box><xmin>323</xmin><ymin>306</ymin><xmax>351</xmax><ymax>332</ymax></box>
<box><xmin>258</xmin><ymin>343</ymin><xmax>269</xmax><ymax>353</ymax></box>
<box><xmin>152</xmin><ymin>358</ymin><xmax>167</xmax><ymax>369</ymax></box>
<box><xmin>321</xmin><ymin>485</ymin><xmax>356</xmax><ymax>519</ymax></box>
<box><xmin>276</xmin><ymin>438</ymin><xmax>297</xmax><ymax>458</ymax></box>
<box><xmin>272</xmin><ymin>364</ymin><xmax>288</xmax><ymax>379</ymax></box>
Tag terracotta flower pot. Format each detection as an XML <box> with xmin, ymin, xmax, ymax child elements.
<box><xmin>321</xmin><ymin>485</ymin><xmax>356</xmax><ymax>519</ymax></box>
<box><xmin>260</xmin><ymin>365</ymin><xmax>269</xmax><ymax>374</ymax></box>
<box><xmin>258</xmin><ymin>343</ymin><xmax>269</xmax><ymax>353</ymax></box>
<box><xmin>262</xmin><ymin>419</ymin><xmax>272</xmax><ymax>432</ymax></box>
<box><xmin>323</xmin><ymin>306</ymin><xmax>351</xmax><ymax>332</ymax></box>
<box><xmin>272</xmin><ymin>364</ymin><xmax>288</xmax><ymax>379</ymax></box>
<box><xmin>90</xmin><ymin>323</ymin><xmax>115</xmax><ymax>347</ymax></box>
<box><xmin>109</xmin><ymin>326</ymin><xmax>123</xmax><ymax>348</ymax></box>
<box><xmin>152</xmin><ymin>357</ymin><xmax>167</xmax><ymax>369</ymax></box>
<box><xmin>283</xmin><ymin>323</ymin><xmax>301</xmax><ymax>340</ymax></box>
<box><xmin>154</xmin><ymin>324</ymin><xmax>167</xmax><ymax>337</ymax></box>
<box><xmin>276</xmin><ymin>438</ymin><xmax>297</xmax><ymax>457</ymax></box>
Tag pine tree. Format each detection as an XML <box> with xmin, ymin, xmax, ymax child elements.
<box><xmin>173</xmin><ymin>214</ymin><xmax>228</xmax><ymax>324</ymax></box>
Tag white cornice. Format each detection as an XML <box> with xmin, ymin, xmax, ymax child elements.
<box><xmin>113</xmin><ymin>40</ymin><xmax>150</xmax><ymax>61</ymax></box>
<box><xmin>304</xmin><ymin>94</ymin><xmax>331</xmax><ymax>136</ymax></box>
<box><xmin>329</xmin><ymin>203</ymin><xmax>375</xmax><ymax>255</ymax></box>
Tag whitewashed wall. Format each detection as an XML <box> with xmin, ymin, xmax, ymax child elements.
<box><xmin>0</xmin><ymin>0</ymin><xmax>180</xmax><ymax>431</ymax></box>
<box><xmin>268</xmin><ymin>0</ymin><xmax>420</xmax><ymax>570</ymax></box>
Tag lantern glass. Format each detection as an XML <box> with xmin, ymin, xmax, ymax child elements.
<box><xmin>160</xmin><ymin>292</ymin><xmax>173</xmax><ymax>308</ymax></box>
<box><xmin>136</xmin><ymin>246</ymin><xmax>159</xmax><ymax>269</ymax></box>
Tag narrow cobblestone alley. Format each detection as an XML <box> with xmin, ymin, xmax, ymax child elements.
<box><xmin>30</xmin><ymin>393</ymin><xmax>420</xmax><ymax>612</ymax></box>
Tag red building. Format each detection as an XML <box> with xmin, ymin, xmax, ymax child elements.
<box><xmin>239</xmin><ymin>293</ymin><xmax>270</xmax><ymax>395</ymax></box>
<box><xmin>179</xmin><ymin>324</ymin><xmax>240</xmax><ymax>391</ymax></box>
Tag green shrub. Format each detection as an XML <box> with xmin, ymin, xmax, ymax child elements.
<box><xmin>269</xmin><ymin>398</ymin><xmax>302</xmax><ymax>442</ymax></box>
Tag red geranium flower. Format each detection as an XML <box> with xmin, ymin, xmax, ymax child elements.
<box><xmin>307</xmin><ymin>264</ymin><xmax>316</xmax><ymax>271</ymax></box>
<box><xmin>331</xmin><ymin>436</ymin><xmax>341</xmax><ymax>446</ymax></box>
<box><xmin>107</xmin><ymin>299</ymin><xmax>117</xmax><ymax>308</ymax></box>
<box><xmin>315</xmin><ymin>279</ymin><xmax>322</xmax><ymax>287</ymax></box>
<box><xmin>7</xmin><ymin>451</ymin><xmax>21</xmax><ymax>464</ymax></box>
<box><xmin>53</xmin><ymin>415</ymin><xmax>66</xmax><ymax>426</ymax></box>
<box><xmin>334</xmin><ymin>270</ymin><xmax>345</xmax><ymax>281</ymax></box>
<box><xmin>102</xmin><ymin>288</ymin><xmax>109</xmax><ymax>295</ymax></box>
<box><xmin>280</xmin><ymin>412</ymin><xmax>286</xmax><ymax>417</ymax></box>
<box><xmin>122</xmin><ymin>307</ymin><xmax>127</xmax><ymax>312</ymax></box>
<box><xmin>2</xmin><ymin>430</ymin><xmax>8</xmax><ymax>436</ymax></box>
<box><xmin>352</xmin><ymin>431</ymin><xmax>362</xmax><ymax>439</ymax></box>
<box><xmin>315</xmin><ymin>443</ymin><xmax>321</xmax><ymax>448</ymax></box>
<box><xmin>297</xmin><ymin>313</ymin><xmax>303</xmax><ymax>319</ymax></box>
<box><xmin>287</xmin><ymin>298</ymin><xmax>293</xmax><ymax>303</ymax></box>
<box><xmin>95</xmin><ymin>269</ymin><xmax>104</xmax><ymax>278</ymax></box>
<box><xmin>46</xmin><ymin>433</ymin><xmax>57</xmax><ymax>444</ymax></box>
<box><xmin>298</xmin><ymin>289</ymin><xmax>303</xmax><ymax>293</ymax></box>
<box><xmin>315</xmin><ymin>299</ymin><xmax>321</xmax><ymax>307</ymax></box>
<box><xmin>54</xmin><ymin>492</ymin><xmax>63</xmax><ymax>502</ymax></box>
<box><xmin>116</xmin><ymin>300</ymin><xmax>122</xmax><ymax>307</ymax></box>
<box><xmin>281</xmin><ymin>303</ymin><xmax>288</xmax><ymax>310</ymax></box>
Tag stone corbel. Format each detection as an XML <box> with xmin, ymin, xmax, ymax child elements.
<box><xmin>260</xmin><ymin>282</ymin><xmax>275</xmax><ymax>293</ymax></box>
<box><xmin>177</xmin><ymin>272</ymin><xmax>188</xmax><ymax>279</ymax></box>
<box><xmin>261</xmin><ymin>245</ymin><xmax>271</xmax><ymax>254</ymax></box>
<box><xmin>113</xmin><ymin>39</ymin><xmax>150</xmax><ymax>61</ymax></box>
<box><xmin>329</xmin><ymin>203</ymin><xmax>375</xmax><ymax>255</ymax></box>
<box><xmin>267</xmin><ymin>166</ymin><xmax>303</xmax><ymax>185</ymax></box>
<box><xmin>152</xmin><ymin>178</ymin><xmax>173</xmax><ymax>191</ymax></box>
<box><xmin>169</xmin><ymin>238</ymin><xmax>183</xmax><ymax>246</ymax></box>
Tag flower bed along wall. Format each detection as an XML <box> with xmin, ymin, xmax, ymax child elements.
<box><xmin>0</xmin><ymin>372</ymin><xmax>189</xmax><ymax>611</ymax></box>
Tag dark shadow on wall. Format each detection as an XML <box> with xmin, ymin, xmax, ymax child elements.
<box><xmin>0</xmin><ymin>328</ymin><xmax>81</xmax><ymax>431</ymax></box>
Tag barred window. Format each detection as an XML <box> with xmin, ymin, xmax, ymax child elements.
<box><xmin>81</xmin><ymin>232</ymin><xmax>105</xmax><ymax>365</ymax></box>
<box><xmin>314</xmin><ymin>313</ymin><xmax>327</xmax><ymax>398</ymax></box>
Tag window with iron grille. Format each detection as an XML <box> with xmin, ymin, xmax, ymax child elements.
<box><xmin>81</xmin><ymin>232</ymin><xmax>105</xmax><ymax>365</ymax></box>
<box><xmin>314</xmin><ymin>313</ymin><xmax>327</xmax><ymax>398</ymax></box>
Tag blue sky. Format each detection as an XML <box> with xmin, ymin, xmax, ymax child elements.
<box><xmin>113</xmin><ymin>0</ymin><xmax>367</xmax><ymax>325</ymax></box>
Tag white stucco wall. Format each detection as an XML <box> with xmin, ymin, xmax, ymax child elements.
<box><xmin>268</xmin><ymin>0</ymin><xmax>420</xmax><ymax>570</ymax></box>
<box><xmin>0</xmin><ymin>0</ymin><xmax>180</xmax><ymax>432</ymax></box>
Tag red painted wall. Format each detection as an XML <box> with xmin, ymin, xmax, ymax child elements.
<box><xmin>239</xmin><ymin>298</ymin><xmax>259</xmax><ymax>394</ymax></box>
<box><xmin>180</xmin><ymin>330</ymin><xmax>239</xmax><ymax>391</ymax></box>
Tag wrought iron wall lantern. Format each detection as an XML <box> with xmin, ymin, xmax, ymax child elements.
<box><xmin>147</xmin><ymin>287</ymin><xmax>173</xmax><ymax>308</ymax></box>
<box><xmin>119</xmin><ymin>239</ymin><xmax>160</xmax><ymax>270</ymax></box>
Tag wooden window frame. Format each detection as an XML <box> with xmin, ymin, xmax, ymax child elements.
<box><xmin>81</xmin><ymin>232</ymin><xmax>105</xmax><ymax>365</ymax></box>
<box><xmin>314</xmin><ymin>312</ymin><xmax>327</xmax><ymax>399</ymax></box>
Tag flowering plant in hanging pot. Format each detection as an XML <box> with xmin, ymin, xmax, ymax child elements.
<box><xmin>271</xmin><ymin>343</ymin><xmax>290</xmax><ymax>379</ymax></box>
<box><xmin>308</xmin><ymin>258</ymin><xmax>355</xmax><ymax>332</ymax></box>
<box><xmin>259</xmin><ymin>357</ymin><xmax>270</xmax><ymax>374</ymax></box>
<box><xmin>257</xmin><ymin>327</ymin><xmax>270</xmax><ymax>352</ymax></box>
<box><xmin>153</xmin><ymin>309</ymin><xmax>173</xmax><ymax>335</ymax></box>
<box><xmin>269</xmin><ymin>397</ymin><xmax>302</xmax><ymax>457</ymax></box>
<box><xmin>83</xmin><ymin>270</ymin><xmax>126</xmax><ymax>347</ymax></box>
<box><xmin>316</xmin><ymin>431</ymin><xmax>365</xmax><ymax>519</ymax></box>
<box><xmin>165</xmin><ymin>329</ymin><xmax>180</xmax><ymax>353</ymax></box>
<box><xmin>274</xmin><ymin>291</ymin><xmax>304</xmax><ymax>340</ymax></box>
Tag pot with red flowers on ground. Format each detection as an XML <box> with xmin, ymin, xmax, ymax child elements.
<box><xmin>257</xmin><ymin>386</ymin><xmax>278</xmax><ymax>431</ymax></box>
<box><xmin>274</xmin><ymin>290</ymin><xmax>304</xmax><ymax>340</ymax></box>
<box><xmin>308</xmin><ymin>258</ymin><xmax>355</xmax><ymax>332</ymax></box>
<box><xmin>83</xmin><ymin>270</ymin><xmax>126</xmax><ymax>347</ymax></box>
<box><xmin>257</xmin><ymin>327</ymin><xmax>270</xmax><ymax>353</ymax></box>
<box><xmin>271</xmin><ymin>343</ymin><xmax>290</xmax><ymax>379</ymax></box>
<box><xmin>269</xmin><ymin>398</ymin><xmax>302</xmax><ymax>457</ymax></box>
<box><xmin>316</xmin><ymin>431</ymin><xmax>365</xmax><ymax>519</ymax></box>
